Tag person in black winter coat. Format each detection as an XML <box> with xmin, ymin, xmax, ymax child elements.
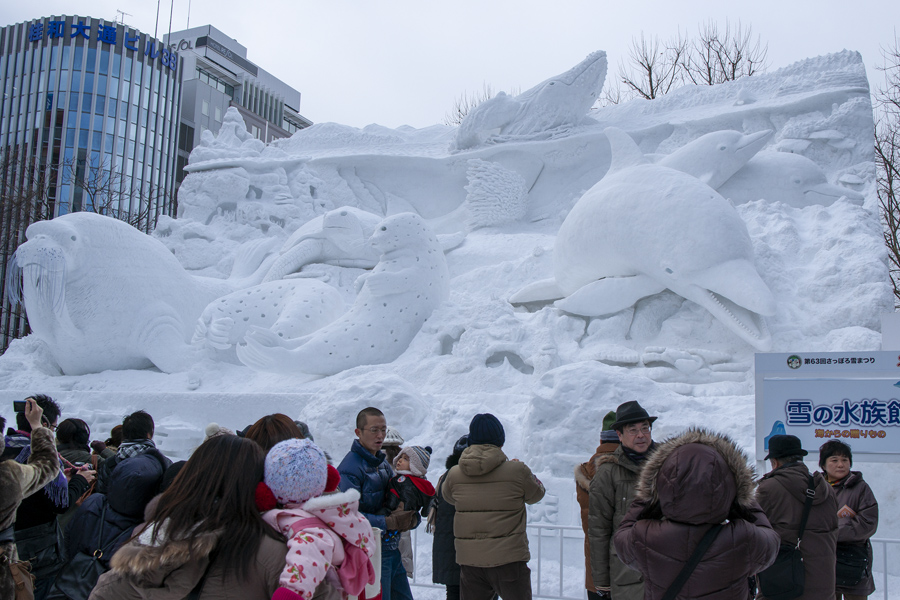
<box><xmin>63</xmin><ymin>449</ymin><xmax>167</xmax><ymax>569</ymax></box>
<box><xmin>429</xmin><ymin>436</ymin><xmax>468</xmax><ymax>600</ymax></box>
<box><xmin>381</xmin><ymin>446</ymin><xmax>435</xmax><ymax>516</ymax></box>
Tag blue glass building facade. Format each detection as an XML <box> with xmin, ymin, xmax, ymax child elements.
<box><xmin>0</xmin><ymin>15</ymin><xmax>183</xmax><ymax>350</ymax></box>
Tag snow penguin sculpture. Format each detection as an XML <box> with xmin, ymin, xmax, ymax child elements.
<box><xmin>6</xmin><ymin>212</ymin><xmax>235</xmax><ymax>374</ymax></box>
<box><xmin>236</xmin><ymin>212</ymin><xmax>450</xmax><ymax>375</ymax></box>
<box><xmin>510</xmin><ymin>127</ymin><xmax>777</xmax><ymax>350</ymax></box>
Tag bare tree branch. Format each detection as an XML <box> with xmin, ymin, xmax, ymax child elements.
<box><xmin>876</xmin><ymin>37</ymin><xmax>900</xmax><ymax>307</ymax></box>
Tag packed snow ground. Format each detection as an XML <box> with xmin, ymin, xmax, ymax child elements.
<box><xmin>3</xmin><ymin>49</ymin><xmax>900</xmax><ymax>594</ymax></box>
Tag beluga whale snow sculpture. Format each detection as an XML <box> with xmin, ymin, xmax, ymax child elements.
<box><xmin>6</xmin><ymin>212</ymin><xmax>246</xmax><ymax>374</ymax></box>
<box><xmin>453</xmin><ymin>51</ymin><xmax>607</xmax><ymax>150</ymax></box>
<box><xmin>236</xmin><ymin>212</ymin><xmax>450</xmax><ymax>375</ymax></box>
<box><xmin>510</xmin><ymin>127</ymin><xmax>777</xmax><ymax>350</ymax></box>
<box><xmin>658</xmin><ymin>129</ymin><xmax>773</xmax><ymax>188</ymax></box>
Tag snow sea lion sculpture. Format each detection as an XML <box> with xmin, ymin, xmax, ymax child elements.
<box><xmin>454</xmin><ymin>50</ymin><xmax>607</xmax><ymax>150</ymax></box>
<box><xmin>193</xmin><ymin>279</ymin><xmax>346</xmax><ymax>364</ymax></box>
<box><xmin>510</xmin><ymin>127</ymin><xmax>777</xmax><ymax>350</ymax></box>
<box><xmin>658</xmin><ymin>129</ymin><xmax>773</xmax><ymax>188</ymax></box>
<box><xmin>262</xmin><ymin>207</ymin><xmax>383</xmax><ymax>283</ymax></box>
<box><xmin>236</xmin><ymin>212</ymin><xmax>450</xmax><ymax>375</ymax></box>
<box><xmin>6</xmin><ymin>212</ymin><xmax>242</xmax><ymax>374</ymax></box>
<box><xmin>716</xmin><ymin>151</ymin><xmax>865</xmax><ymax>207</ymax></box>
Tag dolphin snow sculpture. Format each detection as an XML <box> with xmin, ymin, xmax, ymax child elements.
<box><xmin>658</xmin><ymin>129</ymin><xmax>773</xmax><ymax>188</ymax></box>
<box><xmin>717</xmin><ymin>151</ymin><xmax>865</xmax><ymax>207</ymax></box>
<box><xmin>510</xmin><ymin>127</ymin><xmax>776</xmax><ymax>350</ymax></box>
<box><xmin>454</xmin><ymin>51</ymin><xmax>607</xmax><ymax>150</ymax></box>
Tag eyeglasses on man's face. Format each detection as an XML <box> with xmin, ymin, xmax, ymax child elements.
<box><xmin>364</xmin><ymin>427</ymin><xmax>387</xmax><ymax>435</ymax></box>
<box><xmin>622</xmin><ymin>425</ymin><xmax>651</xmax><ymax>436</ymax></box>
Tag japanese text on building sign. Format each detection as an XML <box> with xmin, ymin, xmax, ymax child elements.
<box><xmin>27</xmin><ymin>19</ymin><xmax>177</xmax><ymax>72</ymax></box>
<box><xmin>803</xmin><ymin>357</ymin><xmax>876</xmax><ymax>366</ymax></box>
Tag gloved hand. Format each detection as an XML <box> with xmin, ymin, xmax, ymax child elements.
<box><xmin>595</xmin><ymin>588</ymin><xmax>611</xmax><ymax>600</ymax></box>
<box><xmin>90</xmin><ymin>440</ymin><xmax>107</xmax><ymax>454</ymax></box>
<box><xmin>384</xmin><ymin>509</ymin><xmax>417</xmax><ymax>532</ymax></box>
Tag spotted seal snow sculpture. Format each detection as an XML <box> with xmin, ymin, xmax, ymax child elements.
<box><xmin>510</xmin><ymin>127</ymin><xmax>777</xmax><ymax>350</ymax></box>
<box><xmin>6</xmin><ymin>212</ymin><xmax>237</xmax><ymax>374</ymax></box>
<box><xmin>454</xmin><ymin>51</ymin><xmax>607</xmax><ymax>150</ymax></box>
<box><xmin>236</xmin><ymin>212</ymin><xmax>450</xmax><ymax>375</ymax></box>
<box><xmin>262</xmin><ymin>207</ymin><xmax>383</xmax><ymax>283</ymax></box>
<box><xmin>193</xmin><ymin>279</ymin><xmax>346</xmax><ymax>363</ymax></box>
<box><xmin>716</xmin><ymin>151</ymin><xmax>865</xmax><ymax>207</ymax></box>
<box><xmin>658</xmin><ymin>129</ymin><xmax>773</xmax><ymax>188</ymax></box>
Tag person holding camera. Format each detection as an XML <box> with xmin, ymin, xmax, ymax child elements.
<box><xmin>1</xmin><ymin>399</ymin><xmax>64</xmax><ymax>599</ymax></box>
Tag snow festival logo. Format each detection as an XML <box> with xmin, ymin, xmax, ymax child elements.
<box><xmin>787</xmin><ymin>355</ymin><xmax>802</xmax><ymax>369</ymax></box>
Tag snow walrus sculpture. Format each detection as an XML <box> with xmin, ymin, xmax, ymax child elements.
<box><xmin>237</xmin><ymin>212</ymin><xmax>450</xmax><ymax>375</ymax></box>
<box><xmin>6</xmin><ymin>212</ymin><xmax>235</xmax><ymax>374</ymax></box>
<box><xmin>510</xmin><ymin>128</ymin><xmax>777</xmax><ymax>350</ymax></box>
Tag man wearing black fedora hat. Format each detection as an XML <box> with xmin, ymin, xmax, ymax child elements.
<box><xmin>757</xmin><ymin>434</ymin><xmax>838</xmax><ymax>600</ymax></box>
<box><xmin>588</xmin><ymin>401</ymin><xmax>658</xmax><ymax>600</ymax></box>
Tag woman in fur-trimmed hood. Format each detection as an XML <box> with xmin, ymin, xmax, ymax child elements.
<box><xmin>614</xmin><ymin>428</ymin><xmax>780</xmax><ymax>600</ymax></box>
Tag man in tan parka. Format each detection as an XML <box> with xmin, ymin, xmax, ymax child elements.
<box><xmin>1</xmin><ymin>398</ymin><xmax>61</xmax><ymax>598</ymax></box>
<box><xmin>442</xmin><ymin>413</ymin><xmax>545</xmax><ymax>600</ymax></box>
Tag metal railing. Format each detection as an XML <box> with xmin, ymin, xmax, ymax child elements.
<box><xmin>409</xmin><ymin>525</ymin><xmax>900</xmax><ymax>600</ymax></box>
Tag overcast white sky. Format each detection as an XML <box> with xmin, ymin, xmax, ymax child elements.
<box><xmin>2</xmin><ymin>1</ymin><xmax>899</xmax><ymax>129</ymax></box>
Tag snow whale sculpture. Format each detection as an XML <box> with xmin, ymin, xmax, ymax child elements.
<box><xmin>262</xmin><ymin>207</ymin><xmax>383</xmax><ymax>283</ymax></box>
<box><xmin>716</xmin><ymin>151</ymin><xmax>865</xmax><ymax>207</ymax></box>
<box><xmin>6</xmin><ymin>212</ymin><xmax>243</xmax><ymax>374</ymax></box>
<box><xmin>658</xmin><ymin>129</ymin><xmax>773</xmax><ymax>188</ymax></box>
<box><xmin>236</xmin><ymin>212</ymin><xmax>450</xmax><ymax>375</ymax></box>
<box><xmin>454</xmin><ymin>50</ymin><xmax>607</xmax><ymax>150</ymax></box>
<box><xmin>193</xmin><ymin>279</ymin><xmax>346</xmax><ymax>364</ymax></box>
<box><xmin>510</xmin><ymin>128</ymin><xmax>777</xmax><ymax>350</ymax></box>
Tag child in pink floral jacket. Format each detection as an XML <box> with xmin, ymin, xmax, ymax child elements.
<box><xmin>260</xmin><ymin>439</ymin><xmax>376</xmax><ymax>600</ymax></box>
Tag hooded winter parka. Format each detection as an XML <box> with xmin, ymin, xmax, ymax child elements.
<box><xmin>441</xmin><ymin>444</ymin><xmax>545</xmax><ymax>567</ymax></box>
<box><xmin>614</xmin><ymin>428</ymin><xmax>780</xmax><ymax>600</ymax></box>
<box><xmin>756</xmin><ymin>460</ymin><xmax>838</xmax><ymax>600</ymax></box>
<box><xmin>828</xmin><ymin>470</ymin><xmax>878</xmax><ymax>597</ymax></box>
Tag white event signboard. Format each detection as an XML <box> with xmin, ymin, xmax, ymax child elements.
<box><xmin>755</xmin><ymin>352</ymin><xmax>900</xmax><ymax>464</ymax></box>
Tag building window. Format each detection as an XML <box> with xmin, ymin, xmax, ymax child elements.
<box><xmin>201</xmin><ymin>100</ymin><xmax>209</xmax><ymax>116</ymax></box>
<box><xmin>214</xmin><ymin>106</ymin><xmax>221</xmax><ymax>122</ymax></box>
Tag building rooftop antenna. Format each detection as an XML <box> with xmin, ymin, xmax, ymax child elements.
<box><xmin>115</xmin><ymin>10</ymin><xmax>132</xmax><ymax>26</ymax></box>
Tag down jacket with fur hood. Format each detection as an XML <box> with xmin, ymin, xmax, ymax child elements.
<box><xmin>614</xmin><ymin>428</ymin><xmax>780</xmax><ymax>600</ymax></box>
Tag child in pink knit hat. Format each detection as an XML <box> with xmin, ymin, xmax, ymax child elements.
<box><xmin>261</xmin><ymin>438</ymin><xmax>376</xmax><ymax>600</ymax></box>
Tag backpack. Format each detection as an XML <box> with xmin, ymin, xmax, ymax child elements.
<box><xmin>289</xmin><ymin>516</ymin><xmax>376</xmax><ymax>597</ymax></box>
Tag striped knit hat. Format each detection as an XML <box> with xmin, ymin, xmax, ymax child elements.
<box><xmin>396</xmin><ymin>445</ymin><xmax>432</xmax><ymax>477</ymax></box>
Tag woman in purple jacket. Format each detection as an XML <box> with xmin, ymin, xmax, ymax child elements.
<box><xmin>819</xmin><ymin>440</ymin><xmax>878</xmax><ymax>600</ymax></box>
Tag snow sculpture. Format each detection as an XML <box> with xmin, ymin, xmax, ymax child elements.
<box><xmin>510</xmin><ymin>128</ymin><xmax>777</xmax><ymax>351</ymax></box>
<box><xmin>189</xmin><ymin>107</ymin><xmax>265</xmax><ymax>163</ymax></box>
<box><xmin>236</xmin><ymin>213</ymin><xmax>450</xmax><ymax>375</ymax></box>
<box><xmin>454</xmin><ymin>51</ymin><xmax>607</xmax><ymax>150</ymax></box>
<box><xmin>263</xmin><ymin>207</ymin><xmax>383</xmax><ymax>283</ymax></box>
<box><xmin>6</xmin><ymin>212</ymin><xmax>247</xmax><ymax>374</ymax></box>
<box><xmin>716</xmin><ymin>151</ymin><xmax>865</xmax><ymax>207</ymax></box>
<box><xmin>657</xmin><ymin>129</ymin><xmax>773</xmax><ymax>188</ymax></box>
<box><xmin>192</xmin><ymin>278</ymin><xmax>346</xmax><ymax>364</ymax></box>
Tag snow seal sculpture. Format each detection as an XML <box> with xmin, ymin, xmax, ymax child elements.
<box><xmin>7</xmin><ymin>212</ymin><xmax>231</xmax><ymax>374</ymax></box>
<box><xmin>510</xmin><ymin>127</ymin><xmax>777</xmax><ymax>350</ymax></box>
<box><xmin>192</xmin><ymin>279</ymin><xmax>346</xmax><ymax>363</ymax></box>
<box><xmin>236</xmin><ymin>212</ymin><xmax>450</xmax><ymax>375</ymax></box>
<box><xmin>454</xmin><ymin>51</ymin><xmax>607</xmax><ymax>150</ymax></box>
<box><xmin>262</xmin><ymin>207</ymin><xmax>383</xmax><ymax>283</ymax></box>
